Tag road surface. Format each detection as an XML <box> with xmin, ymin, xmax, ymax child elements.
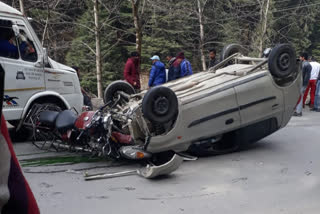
<box><xmin>14</xmin><ymin>109</ymin><xmax>320</xmax><ymax>214</ymax></box>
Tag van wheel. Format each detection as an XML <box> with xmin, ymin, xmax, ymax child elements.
<box><xmin>104</xmin><ymin>80</ymin><xmax>135</xmax><ymax>106</ymax></box>
<box><xmin>268</xmin><ymin>44</ymin><xmax>296</xmax><ymax>78</ymax></box>
<box><xmin>142</xmin><ymin>86</ymin><xmax>178</xmax><ymax>124</ymax></box>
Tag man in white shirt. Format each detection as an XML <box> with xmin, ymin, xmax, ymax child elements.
<box><xmin>303</xmin><ymin>58</ymin><xmax>320</xmax><ymax>109</ymax></box>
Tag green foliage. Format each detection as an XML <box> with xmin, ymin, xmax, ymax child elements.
<box><xmin>19</xmin><ymin>0</ymin><xmax>320</xmax><ymax>93</ymax></box>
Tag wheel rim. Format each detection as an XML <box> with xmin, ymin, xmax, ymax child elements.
<box><xmin>153</xmin><ymin>96</ymin><xmax>169</xmax><ymax>115</ymax></box>
<box><xmin>278</xmin><ymin>52</ymin><xmax>290</xmax><ymax>71</ymax></box>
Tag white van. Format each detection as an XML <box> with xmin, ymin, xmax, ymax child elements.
<box><xmin>0</xmin><ymin>2</ymin><xmax>83</xmax><ymax>134</ymax></box>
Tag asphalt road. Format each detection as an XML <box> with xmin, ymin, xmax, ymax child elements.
<box><xmin>15</xmin><ymin>109</ymin><xmax>320</xmax><ymax>214</ymax></box>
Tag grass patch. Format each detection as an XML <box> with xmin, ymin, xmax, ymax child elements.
<box><xmin>21</xmin><ymin>155</ymin><xmax>103</xmax><ymax>167</ymax></box>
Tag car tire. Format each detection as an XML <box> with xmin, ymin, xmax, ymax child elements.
<box><xmin>268</xmin><ymin>44</ymin><xmax>296</xmax><ymax>78</ymax></box>
<box><xmin>142</xmin><ymin>86</ymin><xmax>178</xmax><ymax>124</ymax></box>
<box><xmin>220</xmin><ymin>44</ymin><xmax>245</xmax><ymax>61</ymax></box>
<box><xmin>104</xmin><ymin>80</ymin><xmax>135</xmax><ymax>105</ymax></box>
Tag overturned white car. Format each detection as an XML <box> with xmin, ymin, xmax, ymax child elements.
<box><xmin>104</xmin><ymin>43</ymin><xmax>301</xmax><ymax>159</ymax></box>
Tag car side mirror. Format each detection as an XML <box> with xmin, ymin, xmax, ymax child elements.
<box><xmin>12</xmin><ymin>24</ymin><xmax>20</xmax><ymax>37</ymax></box>
<box><xmin>43</xmin><ymin>48</ymin><xmax>49</xmax><ymax>65</ymax></box>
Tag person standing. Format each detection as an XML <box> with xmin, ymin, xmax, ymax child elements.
<box><xmin>166</xmin><ymin>53</ymin><xmax>180</xmax><ymax>82</ymax></box>
<box><xmin>176</xmin><ymin>52</ymin><xmax>192</xmax><ymax>77</ymax></box>
<box><xmin>311</xmin><ymin>60</ymin><xmax>320</xmax><ymax>111</ymax></box>
<box><xmin>293</xmin><ymin>52</ymin><xmax>312</xmax><ymax>116</ymax></box>
<box><xmin>123</xmin><ymin>52</ymin><xmax>141</xmax><ymax>90</ymax></box>
<box><xmin>148</xmin><ymin>55</ymin><xmax>166</xmax><ymax>87</ymax></box>
<box><xmin>72</xmin><ymin>66</ymin><xmax>93</xmax><ymax>110</ymax></box>
<box><xmin>303</xmin><ymin>57</ymin><xmax>320</xmax><ymax>109</ymax></box>
<box><xmin>208</xmin><ymin>48</ymin><xmax>219</xmax><ymax>68</ymax></box>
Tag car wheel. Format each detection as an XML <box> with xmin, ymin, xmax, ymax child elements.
<box><xmin>104</xmin><ymin>80</ymin><xmax>135</xmax><ymax>106</ymax></box>
<box><xmin>220</xmin><ymin>44</ymin><xmax>245</xmax><ymax>62</ymax></box>
<box><xmin>268</xmin><ymin>44</ymin><xmax>296</xmax><ymax>78</ymax></box>
<box><xmin>142</xmin><ymin>86</ymin><xmax>178</xmax><ymax>124</ymax></box>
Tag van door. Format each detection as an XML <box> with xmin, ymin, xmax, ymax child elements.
<box><xmin>0</xmin><ymin>18</ymin><xmax>44</xmax><ymax>121</ymax></box>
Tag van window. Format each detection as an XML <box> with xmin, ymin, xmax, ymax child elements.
<box><xmin>0</xmin><ymin>19</ymin><xmax>38</xmax><ymax>62</ymax></box>
<box><xmin>0</xmin><ymin>20</ymin><xmax>19</xmax><ymax>59</ymax></box>
<box><xmin>17</xmin><ymin>29</ymin><xmax>37</xmax><ymax>62</ymax></box>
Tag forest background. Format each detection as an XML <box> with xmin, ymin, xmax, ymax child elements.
<box><xmin>3</xmin><ymin>0</ymin><xmax>320</xmax><ymax>97</ymax></box>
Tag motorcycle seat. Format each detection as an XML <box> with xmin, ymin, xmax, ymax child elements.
<box><xmin>39</xmin><ymin>111</ymin><xmax>59</xmax><ymax>126</ymax></box>
<box><xmin>55</xmin><ymin>110</ymin><xmax>77</xmax><ymax>133</ymax></box>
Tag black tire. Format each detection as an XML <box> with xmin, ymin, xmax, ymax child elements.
<box><xmin>268</xmin><ymin>44</ymin><xmax>296</xmax><ymax>78</ymax></box>
<box><xmin>103</xmin><ymin>80</ymin><xmax>135</xmax><ymax>105</ymax></box>
<box><xmin>142</xmin><ymin>86</ymin><xmax>178</xmax><ymax>124</ymax></box>
<box><xmin>220</xmin><ymin>44</ymin><xmax>245</xmax><ymax>61</ymax></box>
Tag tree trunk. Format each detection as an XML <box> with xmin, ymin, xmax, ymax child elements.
<box><xmin>197</xmin><ymin>0</ymin><xmax>207</xmax><ymax>71</ymax></box>
<box><xmin>131</xmin><ymin>0</ymin><xmax>142</xmax><ymax>57</ymax></box>
<box><xmin>19</xmin><ymin>0</ymin><xmax>25</xmax><ymax>16</ymax></box>
<box><xmin>258</xmin><ymin>0</ymin><xmax>270</xmax><ymax>56</ymax></box>
<box><xmin>94</xmin><ymin>0</ymin><xmax>103</xmax><ymax>98</ymax></box>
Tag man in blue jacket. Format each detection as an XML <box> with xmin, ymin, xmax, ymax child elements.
<box><xmin>175</xmin><ymin>52</ymin><xmax>192</xmax><ymax>77</ymax></box>
<box><xmin>148</xmin><ymin>55</ymin><xmax>166</xmax><ymax>87</ymax></box>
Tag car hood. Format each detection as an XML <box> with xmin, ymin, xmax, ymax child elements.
<box><xmin>49</xmin><ymin>57</ymin><xmax>76</xmax><ymax>73</ymax></box>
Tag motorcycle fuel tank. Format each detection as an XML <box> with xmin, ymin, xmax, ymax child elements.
<box><xmin>74</xmin><ymin>111</ymin><xmax>96</xmax><ymax>130</ymax></box>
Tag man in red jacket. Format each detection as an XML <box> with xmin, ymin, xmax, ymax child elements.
<box><xmin>123</xmin><ymin>52</ymin><xmax>141</xmax><ymax>90</ymax></box>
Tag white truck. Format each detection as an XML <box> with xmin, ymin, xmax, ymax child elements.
<box><xmin>0</xmin><ymin>2</ymin><xmax>83</xmax><ymax>138</ymax></box>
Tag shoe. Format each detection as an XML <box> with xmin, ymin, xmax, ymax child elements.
<box><xmin>310</xmin><ymin>108</ymin><xmax>316</xmax><ymax>111</ymax></box>
<box><xmin>310</xmin><ymin>104</ymin><xmax>314</xmax><ymax>109</ymax></box>
<box><xmin>316</xmin><ymin>109</ymin><xmax>320</xmax><ymax>112</ymax></box>
<box><xmin>293</xmin><ymin>112</ymin><xmax>302</xmax><ymax>117</ymax></box>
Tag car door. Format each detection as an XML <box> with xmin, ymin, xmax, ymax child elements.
<box><xmin>182</xmin><ymin>86</ymin><xmax>241</xmax><ymax>140</ymax></box>
<box><xmin>234</xmin><ymin>72</ymin><xmax>284</xmax><ymax>127</ymax></box>
<box><xmin>0</xmin><ymin>18</ymin><xmax>44</xmax><ymax>120</ymax></box>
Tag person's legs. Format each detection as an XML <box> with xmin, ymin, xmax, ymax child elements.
<box><xmin>309</xmin><ymin>80</ymin><xmax>317</xmax><ymax>107</ymax></box>
<box><xmin>295</xmin><ymin>86</ymin><xmax>307</xmax><ymax>115</ymax></box>
<box><xmin>314</xmin><ymin>81</ymin><xmax>320</xmax><ymax>110</ymax></box>
<box><xmin>303</xmin><ymin>81</ymin><xmax>311</xmax><ymax>107</ymax></box>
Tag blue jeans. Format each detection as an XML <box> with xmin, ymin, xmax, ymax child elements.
<box><xmin>314</xmin><ymin>81</ymin><xmax>320</xmax><ymax>109</ymax></box>
<box><xmin>295</xmin><ymin>86</ymin><xmax>307</xmax><ymax>113</ymax></box>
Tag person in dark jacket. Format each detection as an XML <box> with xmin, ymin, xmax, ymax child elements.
<box><xmin>148</xmin><ymin>55</ymin><xmax>166</xmax><ymax>87</ymax></box>
<box><xmin>293</xmin><ymin>52</ymin><xmax>312</xmax><ymax>116</ymax></box>
<box><xmin>176</xmin><ymin>52</ymin><xmax>192</xmax><ymax>77</ymax></box>
<box><xmin>124</xmin><ymin>52</ymin><xmax>140</xmax><ymax>90</ymax></box>
<box><xmin>208</xmin><ymin>48</ymin><xmax>219</xmax><ymax>68</ymax></box>
<box><xmin>166</xmin><ymin>53</ymin><xmax>180</xmax><ymax>82</ymax></box>
<box><xmin>72</xmin><ymin>66</ymin><xmax>93</xmax><ymax>110</ymax></box>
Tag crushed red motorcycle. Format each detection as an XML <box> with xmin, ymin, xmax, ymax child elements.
<box><xmin>26</xmin><ymin>102</ymin><xmax>134</xmax><ymax>159</ymax></box>
<box><xmin>23</xmin><ymin>100</ymin><xmax>185</xmax><ymax>179</ymax></box>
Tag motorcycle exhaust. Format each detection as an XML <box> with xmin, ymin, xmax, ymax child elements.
<box><xmin>51</xmin><ymin>142</ymin><xmax>93</xmax><ymax>153</ymax></box>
